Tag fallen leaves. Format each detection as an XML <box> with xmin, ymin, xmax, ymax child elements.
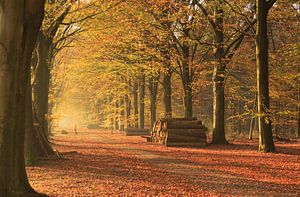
<box><xmin>27</xmin><ymin>130</ymin><xmax>300</xmax><ymax>196</ymax></box>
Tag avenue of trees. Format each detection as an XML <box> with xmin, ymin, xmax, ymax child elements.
<box><xmin>0</xmin><ymin>0</ymin><xmax>299</xmax><ymax>196</ymax></box>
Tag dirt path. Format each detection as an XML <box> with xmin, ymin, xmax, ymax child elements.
<box><xmin>27</xmin><ymin>129</ymin><xmax>300</xmax><ymax>196</ymax></box>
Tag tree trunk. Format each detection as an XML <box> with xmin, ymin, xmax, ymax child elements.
<box><xmin>25</xmin><ymin>78</ymin><xmax>39</xmax><ymax>165</ymax></box>
<box><xmin>163</xmin><ymin>69</ymin><xmax>172</xmax><ymax>118</ymax></box>
<box><xmin>133</xmin><ymin>80</ymin><xmax>139</xmax><ymax>128</ymax></box>
<box><xmin>114</xmin><ymin>100</ymin><xmax>119</xmax><ymax>130</ymax></box>
<box><xmin>139</xmin><ymin>75</ymin><xmax>145</xmax><ymax>129</ymax></box>
<box><xmin>148</xmin><ymin>75</ymin><xmax>159</xmax><ymax>130</ymax></box>
<box><xmin>33</xmin><ymin>33</ymin><xmax>51</xmax><ymax>138</ymax></box>
<box><xmin>256</xmin><ymin>0</ymin><xmax>275</xmax><ymax>152</ymax></box>
<box><xmin>273</xmin><ymin>100</ymin><xmax>280</xmax><ymax>136</ymax></box>
<box><xmin>233</xmin><ymin>101</ymin><xmax>237</xmax><ymax>133</ymax></box>
<box><xmin>27</xmin><ymin>80</ymin><xmax>55</xmax><ymax>160</ymax></box>
<box><xmin>161</xmin><ymin>49</ymin><xmax>173</xmax><ymax>118</ymax></box>
<box><xmin>238</xmin><ymin>100</ymin><xmax>242</xmax><ymax>134</ymax></box>
<box><xmin>0</xmin><ymin>0</ymin><xmax>46</xmax><ymax>195</ymax></box>
<box><xmin>297</xmin><ymin>106</ymin><xmax>300</xmax><ymax>138</ymax></box>
<box><xmin>297</xmin><ymin>90</ymin><xmax>300</xmax><ymax>138</ymax></box>
<box><xmin>119</xmin><ymin>98</ymin><xmax>125</xmax><ymax>131</ymax></box>
<box><xmin>181</xmin><ymin>43</ymin><xmax>193</xmax><ymax>118</ymax></box>
<box><xmin>125</xmin><ymin>94</ymin><xmax>131</xmax><ymax>129</ymax></box>
<box><xmin>249</xmin><ymin>92</ymin><xmax>257</xmax><ymax>140</ymax></box>
<box><xmin>212</xmin><ymin>1</ymin><xmax>227</xmax><ymax>144</ymax></box>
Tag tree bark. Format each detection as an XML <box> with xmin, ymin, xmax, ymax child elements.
<box><xmin>133</xmin><ymin>80</ymin><xmax>139</xmax><ymax>128</ymax></box>
<box><xmin>163</xmin><ymin>68</ymin><xmax>172</xmax><ymax>118</ymax></box>
<box><xmin>139</xmin><ymin>74</ymin><xmax>145</xmax><ymax>129</ymax></box>
<box><xmin>125</xmin><ymin>94</ymin><xmax>131</xmax><ymax>129</ymax></box>
<box><xmin>114</xmin><ymin>100</ymin><xmax>119</xmax><ymax>130</ymax></box>
<box><xmin>0</xmin><ymin>0</ymin><xmax>46</xmax><ymax>196</ymax></box>
<box><xmin>181</xmin><ymin>43</ymin><xmax>193</xmax><ymax>118</ymax></box>
<box><xmin>212</xmin><ymin>1</ymin><xmax>228</xmax><ymax>144</ymax></box>
<box><xmin>256</xmin><ymin>0</ymin><xmax>275</xmax><ymax>152</ymax></box>
<box><xmin>148</xmin><ymin>75</ymin><xmax>160</xmax><ymax>130</ymax></box>
<box><xmin>33</xmin><ymin>33</ymin><xmax>52</xmax><ymax>138</ymax></box>
<box><xmin>25</xmin><ymin>78</ymin><xmax>38</xmax><ymax>165</ymax></box>
<box><xmin>297</xmin><ymin>106</ymin><xmax>300</xmax><ymax>138</ymax></box>
<box><xmin>26</xmin><ymin>75</ymin><xmax>55</xmax><ymax>163</ymax></box>
<box><xmin>119</xmin><ymin>98</ymin><xmax>125</xmax><ymax>131</ymax></box>
<box><xmin>297</xmin><ymin>90</ymin><xmax>300</xmax><ymax>138</ymax></box>
<box><xmin>238</xmin><ymin>100</ymin><xmax>242</xmax><ymax>134</ymax></box>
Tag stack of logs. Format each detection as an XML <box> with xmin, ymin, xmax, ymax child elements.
<box><xmin>151</xmin><ymin>118</ymin><xmax>207</xmax><ymax>147</ymax></box>
<box><xmin>125</xmin><ymin>128</ymin><xmax>149</xmax><ymax>136</ymax></box>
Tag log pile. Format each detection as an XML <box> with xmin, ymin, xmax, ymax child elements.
<box><xmin>125</xmin><ymin>128</ymin><xmax>150</xmax><ymax>136</ymax></box>
<box><xmin>87</xmin><ymin>124</ymin><xmax>100</xmax><ymax>129</ymax></box>
<box><xmin>151</xmin><ymin>118</ymin><xmax>207</xmax><ymax>147</ymax></box>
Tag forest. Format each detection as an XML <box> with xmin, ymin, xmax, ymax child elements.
<box><xmin>0</xmin><ymin>0</ymin><xmax>299</xmax><ymax>196</ymax></box>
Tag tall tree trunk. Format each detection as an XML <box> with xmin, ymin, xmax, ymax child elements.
<box><xmin>139</xmin><ymin>75</ymin><xmax>145</xmax><ymax>129</ymax></box>
<box><xmin>25</xmin><ymin>78</ymin><xmax>38</xmax><ymax>165</ymax></box>
<box><xmin>212</xmin><ymin>1</ymin><xmax>227</xmax><ymax>144</ymax></box>
<box><xmin>297</xmin><ymin>90</ymin><xmax>300</xmax><ymax>138</ymax></box>
<box><xmin>161</xmin><ymin>49</ymin><xmax>173</xmax><ymax>118</ymax></box>
<box><xmin>125</xmin><ymin>94</ymin><xmax>131</xmax><ymax>129</ymax></box>
<box><xmin>297</xmin><ymin>106</ymin><xmax>300</xmax><ymax>138</ymax></box>
<box><xmin>133</xmin><ymin>80</ymin><xmax>139</xmax><ymax>128</ymax></box>
<box><xmin>0</xmin><ymin>1</ymin><xmax>46</xmax><ymax>195</ymax></box>
<box><xmin>148</xmin><ymin>75</ymin><xmax>159</xmax><ymax>130</ymax></box>
<box><xmin>238</xmin><ymin>100</ymin><xmax>242</xmax><ymax>134</ymax></box>
<box><xmin>26</xmin><ymin>75</ymin><xmax>55</xmax><ymax>162</ymax></box>
<box><xmin>256</xmin><ymin>0</ymin><xmax>275</xmax><ymax>152</ymax></box>
<box><xmin>33</xmin><ymin>33</ymin><xmax>51</xmax><ymax>138</ymax></box>
<box><xmin>119</xmin><ymin>98</ymin><xmax>125</xmax><ymax>131</ymax></box>
<box><xmin>114</xmin><ymin>100</ymin><xmax>119</xmax><ymax>130</ymax></box>
<box><xmin>249</xmin><ymin>92</ymin><xmax>257</xmax><ymax>140</ymax></box>
<box><xmin>181</xmin><ymin>43</ymin><xmax>193</xmax><ymax>118</ymax></box>
<box><xmin>163</xmin><ymin>69</ymin><xmax>172</xmax><ymax>118</ymax></box>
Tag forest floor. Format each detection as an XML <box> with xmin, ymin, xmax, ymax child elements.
<box><xmin>27</xmin><ymin>129</ymin><xmax>300</xmax><ymax>197</ymax></box>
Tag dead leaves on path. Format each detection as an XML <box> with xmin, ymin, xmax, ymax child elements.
<box><xmin>27</xmin><ymin>130</ymin><xmax>300</xmax><ymax>196</ymax></box>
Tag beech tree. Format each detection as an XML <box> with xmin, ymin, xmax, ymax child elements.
<box><xmin>193</xmin><ymin>1</ymin><xmax>258</xmax><ymax>144</ymax></box>
<box><xmin>0</xmin><ymin>0</ymin><xmax>46</xmax><ymax>196</ymax></box>
<box><xmin>256</xmin><ymin>0</ymin><xmax>276</xmax><ymax>152</ymax></box>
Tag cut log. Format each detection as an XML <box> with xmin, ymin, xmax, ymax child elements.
<box><xmin>141</xmin><ymin>135</ymin><xmax>151</xmax><ymax>142</ymax></box>
<box><xmin>125</xmin><ymin>128</ymin><xmax>149</xmax><ymax>136</ymax></box>
<box><xmin>166</xmin><ymin>137</ymin><xmax>207</xmax><ymax>143</ymax></box>
<box><xmin>166</xmin><ymin>121</ymin><xmax>205</xmax><ymax>129</ymax></box>
<box><xmin>87</xmin><ymin>124</ymin><xmax>100</xmax><ymax>129</ymax></box>
<box><xmin>168</xmin><ymin>131</ymin><xmax>206</xmax><ymax>139</ymax></box>
<box><xmin>166</xmin><ymin>129</ymin><xmax>206</xmax><ymax>137</ymax></box>
<box><xmin>150</xmin><ymin>118</ymin><xmax>207</xmax><ymax>148</ymax></box>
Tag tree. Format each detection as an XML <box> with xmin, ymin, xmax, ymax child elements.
<box><xmin>0</xmin><ymin>0</ymin><xmax>46</xmax><ymax>196</ymax></box>
<box><xmin>148</xmin><ymin>71</ymin><xmax>160</xmax><ymax>130</ymax></box>
<box><xmin>256</xmin><ymin>0</ymin><xmax>276</xmax><ymax>152</ymax></box>
<box><xmin>194</xmin><ymin>0</ymin><xmax>257</xmax><ymax>144</ymax></box>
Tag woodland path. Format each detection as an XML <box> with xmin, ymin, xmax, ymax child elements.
<box><xmin>27</xmin><ymin>129</ymin><xmax>300</xmax><ymax>196</ymax></box>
